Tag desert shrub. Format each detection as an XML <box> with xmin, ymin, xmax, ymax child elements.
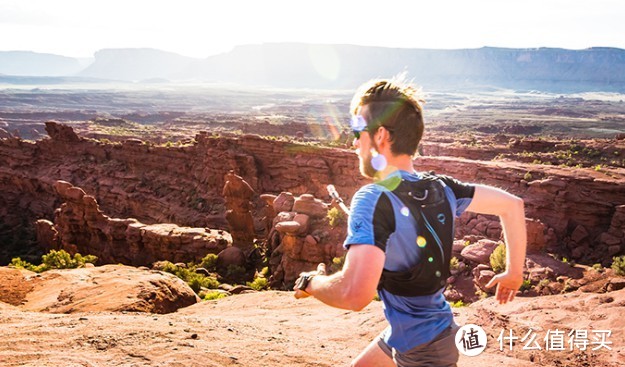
<box><xmin>160</xmin><ymin>261</ymin><xmax>219</xmax><ymax>293</ymax></box>
<box><xmin>490</xmin><ymin>243</ymin><xmax>507</xmax><ymax>273</ymax></box>
<box><xmin>42</xmin><ymin>250</ymin><xmax>97</xmax><ymax>270</ymax></box>
<box><xmin>520</xmin><ymin>279</ymin><xmax>532</xmax><ymax>291</ymax></box>
<box><xmin>475</xmin><ymin>289</ymin><xmax>488</xmax><ymax>300</ymax></box>
<box><xmin>259</xmin><ymin>266</ymin><xmax>270</xmax><ymax>277</ymax></box>
<box><xmin>523</xmin><ymin>172</ymin><xmax>533</xmax><ymax>181</ymax></box>
<box><xmin>203</xmin><ymin>291</ymin><xmax>228</xmax><ymax>301</ymax></box>
<box><xmin>10</xmin><ymin>249</ymin><xmax>97</xmax><ymax>273</ymax></box>
<box><xmin>592</xmin><ymin>263</ymin><xmax>604</xmax><ymax>272</ymax></box>
<box><xmin>327</xmin><ymin>207</ymin><xmax>346</xmax><ymax>227</ymax></box>
<box><xmin>247</xmin><ymin>277</ymin><xmax>268</xmax><ymax>291</ymax></box>
<box><xmin>187</xmin><ymin>274</ymin><xmax>220</xmax><ymax>293</ymax></box>
<box><xmin>449</xmin><ymin>256</ymin><xmax>459</xmax><ymax>271</ymax></box>
<box><xmin>199</xmin><ymin>254</ymin><xmax>218</xmax><ymax>272</ymax></box>
<box><xmin>560</xmin><ymin>257</ymin><xmax>575</xmax><ymax>266</ymax></box>
<box><xmin>562</xmin><ymin>279</ymin><xmax>576</xmax><ymax>293</ymax></box>
<box><xmin>611</xmin><ymin>255</ymin><xmax>625</xmax><ymax>276</ymax></box>
<box><xmin>450</xmin><ymin>300</ymin><xmax>465</xmax><ymax>308</ymax></box>
<box><xmin>10</xmin><ymin>257</ymin><xmax>39</xmax><ymax>272</ymax></box>
<box><xmin>329</xmin><ymin>256</ymin><xmax>345</xmax><ymax>273</ymax></box>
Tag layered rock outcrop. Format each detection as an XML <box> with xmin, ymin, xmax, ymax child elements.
<box><xmin>1</xmin><ymin>122</ymin><xmax>624</xmax><ymax>265</ymax></box>
<box><xmin>267</xmin><ymin>192</ymin><xmax>343</xmax><ymax>287</ymax></box>
<box><xmin>37</xmin><ymin>180</ymin><xmax>230</xmax><ymax>265</ymax></box>
<box><xmin>222</xmin><ymin>171</ymin><xmax>256</xmax><ymax>251</ymax></box>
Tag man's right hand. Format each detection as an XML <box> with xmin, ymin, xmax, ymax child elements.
<box><xmin>293</xmin><ymin>263</ymin><xmax>326</xmax><ymax>299</ymax></box>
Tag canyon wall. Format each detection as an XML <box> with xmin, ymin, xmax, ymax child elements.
<box><xmin>1</xmin><ymin>122</ymin><xmax>624</xmax><ymax>265</ymax></box>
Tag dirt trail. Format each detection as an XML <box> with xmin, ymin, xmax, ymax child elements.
<box><xmin>1</xmin><ymin>290</ymin><xmax>623</xmax><ymax>366</ymax></box>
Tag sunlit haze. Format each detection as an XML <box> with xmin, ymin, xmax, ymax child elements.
<box><xmin>1</xmin><ymin>0</ymin><xmax>624</xmax><ymax>58</ymax></box>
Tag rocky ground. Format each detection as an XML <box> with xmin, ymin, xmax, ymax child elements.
<box><xmin>1</xmin><ymin>88</ymin><xmax>625</xmax><ymax>366</ymax></box>
<box><xmin>1</xmin><ymin>264</ymin><xmax>624</xmax><ymax>367</ymax></box>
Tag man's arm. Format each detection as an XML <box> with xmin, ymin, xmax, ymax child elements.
<box><xmin>465</xmin><ymin>184</ymin><xmax>527</xmax><ymax>304</ymax></box>
<box><xmin>295</xmin><ymin>244</ymin><xmax>385</xmax><ymax>311</ymax></box>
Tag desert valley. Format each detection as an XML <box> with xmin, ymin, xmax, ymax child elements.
<box><xmin>1</xmin><ymin>45</ymin><xmax>625</xmax><ymax>367</ymax></box>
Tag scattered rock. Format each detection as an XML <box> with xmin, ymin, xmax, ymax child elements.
<box><xmin>292</xmin><ymin>194</ymin><xmax>328</xmax><ymax>219</ymax></box>
<box><xmin>273</xmin><ymin>192</ymin><xmax>295</xmax><ymax>213</ymax></box>
<box><xmin>216</xmin><ymin>247</ymin><xmax>246</xmax><ymax>272</ymax></box>
<box><xmin>607</xmin><ymin>278</ymin><xmax>625</xmax><ymax>292</ymax></box>
<box><xmin>461</xmin><ymin>239</ymin><xmax>500</xmax><ymax>265</ymax></box>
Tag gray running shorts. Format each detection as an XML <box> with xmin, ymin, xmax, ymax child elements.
<box><xmin>377</xmin><ymin>323</ymin><xmax>460</xmax><ymax>367</ymax></box>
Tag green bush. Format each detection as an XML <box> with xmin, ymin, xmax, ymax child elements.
<box><xmin>203</xmin><ymin>291</ymin><xmax>228</xmax><ymax>301</ymax></box>
<box><xmin>160</xmin><ymin>261</ymin><xmax>220</xmax><ymax>293</ymax></box>
<box><xmin>490</xmin><ymin>243</ymin><xmax>507</xmax><ymax>273</ymax></box>
<box><xmin>520</xmin><ymin>279</ymin><xmax>532</xmax><ymax>291</ymax></box>
<box><xmin>327</xmin><ymin>207</ymin><xmax>346</xmax><ymax>227</ymax></box>
<box><xmin>10</xmin><ymin>249</ymin><xmax>97</xmax><ymax>273</ymax></box>
<box><xmin>247</xmin><ymin>277</ymin><xmax>268</xmax><ymax>291</ymax></box>
<box><xmin>612</xmin><ymin>255</ymin><xmax>625</xmax><ymax>276</ymax></box>
<box><xmin>329</xmin><ymin>256</ymin><xmax>345</xmax><ymax>273</ymax></box>
<box><xmin>199</xmin><ymin>254</ymin><xmax>218</xmax><ymax>272</ymax></box>
<box><xmin>449</xmin><ymin>256</ymin><xmax>459</xmax><ymax>271</ymax></box>
<box><xmin>450</xmin><ymin>300</ymin><xmax>465</xmax><ymax>308</ymax></box>
<box><xmin>10</xmin><ymin>257</ymin><xmax>40</xmax><ymax>272</ymax></box>
<box><xmin>187</xmin><ymin>274</ymin><xmax>220</xmax><ymax>293</ymax></box>
<box><xmin>260</xmin><ymin>266</ymin><xmax>270</xmax><ymax>277</ymax></box>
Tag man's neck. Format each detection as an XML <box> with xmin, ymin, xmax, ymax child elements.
<box><xmin>376</xmin><ymin>155</ymin><xmax>415</xmax><ymax>180</ymax></box>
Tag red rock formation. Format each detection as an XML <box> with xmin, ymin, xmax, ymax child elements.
<box><xmin>44</xmin><ymin>121</ymin><xmax>81</xmax><ymax>142</ymax></box>
<box><xmin>222</xmin><ymin>171</ymin><xmax>256</xmax><ymax>251</ymax></box>
<box><xmin>38</xmin><ymin>180</ymin><xmax>230</xmax><ymax>265</ymax></box>
<box><xmin>269</xmin><ymin>192</ymin><xmax>343</xmax><ymax>288</ymax></box>
<box><xmin>1</xmin><ymin>122</ymin><xmax>624</xmax><ymax>266</ymax></box>
<box><xmin>0</xmin><ymin>265</ymin><xmax>199</xmax><ymax>314</ymax></box>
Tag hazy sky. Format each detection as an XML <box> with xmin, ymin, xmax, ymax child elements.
<box><xmin>1</xmin><ymin>0</ymin><xmax>623</xmax><ymax>58</ymax></box>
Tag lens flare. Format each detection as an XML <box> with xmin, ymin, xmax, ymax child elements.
<box><xmin>428</xmin><ymin>257</ymin><xmax>434</xmax><ymax>263</ymax></box>
<box><xmin>435</xmin><ymin>270</ymin><xmax>442</xmax><ymax>277</ymax></box>
<box><xmin>324</xmin><ymin>104</ymin><xmax>342</xmax><ymax>140</ymax></box>
<box><xmin>376</xmin><ymin>174</ymin><xmax>402</xmax><ymax>191</ymax></box>
<box><xmin>417</xmin><ymin>236</ymin><xmax>427</xmax><ymax>248</ymax></box>
<box><xmin>351</xmin><ymin>115</ymin><xmax>367</xmax><ymax>131</ymax></box>
<box><xmin>400</xmin><ymin>207</ymin><xmax>410</xmax><ymax>217</ymax></box>
<box><xmin>371</xmin><ymin>151</ymin><xmax>387</xmax><ymax>171</ymax></box>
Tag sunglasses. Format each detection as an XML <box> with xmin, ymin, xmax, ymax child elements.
<box><xmin>350</xmin><ymin>115</ymin><xmax>394</xmax><ymax>139</ymax></box>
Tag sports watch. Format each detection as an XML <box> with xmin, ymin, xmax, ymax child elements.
<box><xmin>295</xmin><ymin>273</ymin><xmax>315</xmax><ymax>293</ymax></box>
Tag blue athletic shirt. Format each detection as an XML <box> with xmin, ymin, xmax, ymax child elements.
<box><xmin>343</xmin><ymin>170</ymin><xmax>475</xmax><ymax>353</ymax></box>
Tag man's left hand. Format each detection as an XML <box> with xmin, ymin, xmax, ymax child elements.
<box><xmin>485</xmin><ymin>271</ymin><xmax>523</xmax><ymax>304</ymax></box>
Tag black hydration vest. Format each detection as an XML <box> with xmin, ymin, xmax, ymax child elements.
<box><xmin>377</xmin><ymin>174</ymin><xmax>454</xmax><ymax>297</ymax></box>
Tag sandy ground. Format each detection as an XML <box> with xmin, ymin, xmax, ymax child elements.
<box><xmin>0</xmin><ymin>290</ymin><xmax>623</xmax><ymax>367</ymax></box>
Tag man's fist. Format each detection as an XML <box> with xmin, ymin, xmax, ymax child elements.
<box><xmin>293</xmin><ymin>263</ymin><xmax>326</xmax><ymax>299</ymax></box>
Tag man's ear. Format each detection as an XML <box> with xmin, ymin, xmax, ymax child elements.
<box><xmin>377</xmin><ymin>127</ymin><xmax>390</xmax><ymax>148</ymax></box>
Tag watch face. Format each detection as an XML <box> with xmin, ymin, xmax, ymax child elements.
<box><xmin>295</xmin><ymin>275</ymin><xmax>309</xmax><ymax>290</ymax></box>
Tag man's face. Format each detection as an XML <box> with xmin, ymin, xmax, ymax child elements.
<box><xmin>354</xmin><ymin>131</ymin><xmax>377</xmax><ymax>179</ymax></box>
<box><xmin>352</xmin><ymin>105</ymin><xmax>380</xmax><ymax>179</ymax></box>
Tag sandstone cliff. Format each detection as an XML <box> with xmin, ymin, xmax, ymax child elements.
<box><xmin>0</xmin><ymin>122</ymin><xmax>624</xmax><ymax>265</ymax></box>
